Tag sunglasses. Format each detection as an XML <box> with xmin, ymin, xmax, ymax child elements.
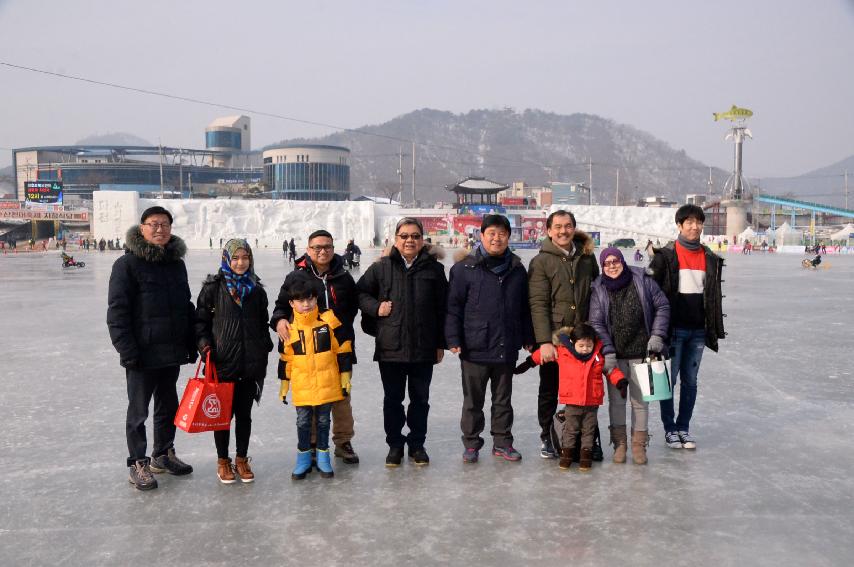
<box><xmin>396</xmin><ymin>233</ymin><xmax>422</xmax><ymax>241</ymax></box>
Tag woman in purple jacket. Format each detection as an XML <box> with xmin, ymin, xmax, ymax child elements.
<box><xmin>589</xmin><ymin>247</ymin><xmax>670</xmax><ymax>465</ymax></box>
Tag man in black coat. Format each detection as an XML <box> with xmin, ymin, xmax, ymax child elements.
<box><xmin>107</xmin><ymin>206</ymin><xmax>196</xmax><ymax>491</ymax></box>
<box><xmin>446</xmin><ymin>215</ymin><xmax>535</xmax><ymax>464</ymax></box>
<box><xmin>270</xmin><ymin>230</ymin><xmax>361</xmax><ymax>464</ymax></box>
<box><xmin>357</xmin><ymin>218</ymin><xmax>448</xmax><ymax>467</ymax></box>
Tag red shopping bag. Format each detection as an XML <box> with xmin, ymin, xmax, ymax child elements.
<box><xmin>174</xmin><ymin>352</ymin><xmax>234</xmax><ymax>433</ymax></box>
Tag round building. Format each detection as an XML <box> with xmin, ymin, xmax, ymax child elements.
<box><xmin>263</xmin><ymin>144</ymin><xmax>350</xmax><ymax>201</ymax></box>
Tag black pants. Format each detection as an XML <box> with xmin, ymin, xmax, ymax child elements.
<box><xmin>214</xmin><ymin>378</ymin><xmax>256</xmax><ymax>459</ymax></box>
<box><xmin>126</xmin><ymin>366</ymin><xmax>179</xmax><ymax>466</ymax></box>
<box><xmin>460</xmin><ymin>360</ymin><xmax>514</xmax><ymax>450</ymax></box>
<box><xmin>537</xmin><ymin>361</ymin><xmax>560</xmax><ymax>440</ymax></box>
<box><xmin>379</xmin><ymin>361</ymin><xmax>433</xmax><ymax>449</ymax></box>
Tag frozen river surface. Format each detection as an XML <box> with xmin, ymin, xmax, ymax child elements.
<box><xmin>1</xmin><ymin>245</ymin><xmax>853</xmax><ymax>566</ymax></box>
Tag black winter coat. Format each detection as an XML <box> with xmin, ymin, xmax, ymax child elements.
<box><xmin>194</xmin><ymin>274</ymin><xmax>274</xmax><ymax>400</ymax></box>
<box><xmin>445</xmin><ymin>251</ymin><xmax>535</xmax><ymax>364</ymax></box>
<box><xmin>269</xmin><ymin>253</ymin><xmax>359</xmax><ymax>362</ymax></box>
<box><xmin>107</xmin><ymin>226</ymin><xmax>196</xmax><ymax>369</ymax></box>
<box><xmin>357</xmin><ymin>246</ymin><xmax>448</xmax><ymax>363</ymax></box>
<box><xmin>649</xmin><ymin>242</ymin><xmax>726</xmax><ymax>352</ymax></box>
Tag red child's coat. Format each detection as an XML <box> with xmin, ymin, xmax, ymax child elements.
<box><xmin>532</xmin><ymin>338</ymin><xmax>625</xmax><ymax>407</ymax></box>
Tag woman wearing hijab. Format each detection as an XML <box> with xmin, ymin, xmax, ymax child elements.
<box><xmin>588</xmin><ymin>247</ymin><xmax>670</xmax><ymax>465</ymax></box>
<box><xmin>195</xmin><ymin>239</ymin><xmax>274</xmax><ymax>483</ymax></box>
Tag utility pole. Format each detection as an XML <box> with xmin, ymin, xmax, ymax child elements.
<box><xmin>411</xmin><ymin>142</ymin><xmax>416</xmax><ymax>207</ymax></box>
<box><xmin>398</xmin><ymin>146</ymin><xmax>404</xmax><ymax>203</ymax></box>
<box><xmin>708</xmin><ymin>166</ymin><xmax>713</xmax><ymax>199</ymax></box>
<box><xmin>158</xmin><ymin>140</ymin><xmax>164</xmax><ymax>198</ymax></box>
<box><xmin>845</xmin><ymin>169</ymin><xmax>849</xmax><ymax>209</ymax></box>
<box><xmin>588</xmin><ymin>157</ymin><xmax>593</xmax><ymax>205</ymax></box>
<box><xmin>615</xmin><ymin>168</ymin><xmax>620</xmax><ymax>206</ymax></box>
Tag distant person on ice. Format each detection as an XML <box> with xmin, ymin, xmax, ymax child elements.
<box><xmin>649</xmin><ymin>204</ymin><xmax>725</xmax><ymax>450</ymax></box>
<box><xmin>107</xmin><ymin>206</ymin><xmax>196</xmax><ymax>491</ymax></box>
<box><xmin>195</xmin><ymin>238</ymin><xmax>273</xmax><ymax>484</ymax></box>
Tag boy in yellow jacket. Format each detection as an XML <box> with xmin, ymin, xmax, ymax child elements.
<box><xmin>279</xmin><ymin>280</ymin><xmax>353</xmax><ymax>479</ymax></box>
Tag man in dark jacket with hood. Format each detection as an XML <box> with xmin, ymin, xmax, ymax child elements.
<box><xmin>270</xmin><ymin>230</ymin><xmax>361</xmax><ymax>464</ymax></box>
<box><xmin>107</xmin><ymin>206</ymin><xmax>196</xmax><ymax>491</ymax></box>
<box><xmin>446</xmin><ymin>215</ymin><xmax>535</xmax><ymax>464</ymax></box>
<box><xmin>527</xmin><ymin>210</ymin><xmax>599</xmax><ymax>459</ymax></box>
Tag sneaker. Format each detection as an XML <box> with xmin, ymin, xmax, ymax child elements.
<box><xmin>492</xmin><ymin>445</ymin><xmax>522</xmax><ymax>462</ymax></box>
<box><xmin>128</xmin><ymin>459</ymin><xmax>158</xmax><ymax>491</ymax></box>
<box><xmin>149</xmin><ymin>448</ymin><xmax>193</xmax><ymax>475</ymax></box>
<box><xmin>409</xmin><ymin>446</ymin><xmax>430</xmax><ymax>466</ymax></box>
<box><xmin>540</xmin><ymin>438</ymin><xmax>557</xmax><ymax>459</ymax></box>
<box><xmin>334</xmin><ymin>441</ymin><xmax>360</xmax><ymax>464</ymax></box>
<box><xmin>234</xmin><ymin>456</ymin><xmax>254</xmax><ymax>483</ymax></box>
<box><xmin>665</xmin><ymin>431</ymin><xmax>683</xmax><ymax>449</ymax></box>
<box><xmin>385</xmin><ymin>446</ymin><xmax>404</xmax><ymax>468</ymax></box>
<box><xmin>217</xmin><ymin>457</ymin><xmax>236</xmax><ymax>484</ymax></box>
<box><xmin>677</xmin><ymin>431</ymin><xmax>696</xmax><ymax>449</ymax></box>
<box><xmin>463</xmin><ymin>447</ymin><xmax>479</xmax><ymax>463</ymax></box>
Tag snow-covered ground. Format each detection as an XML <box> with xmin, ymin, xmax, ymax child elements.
<box><xmin>2</xmin><ymin>246</ymin><xmax>853</xmax><ymax>566</ymax></box>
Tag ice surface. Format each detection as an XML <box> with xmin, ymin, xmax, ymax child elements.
<box><xmin>2</xmin><ymin>246</ymin><xmax>854</xmax><ymax>566</ymax></box>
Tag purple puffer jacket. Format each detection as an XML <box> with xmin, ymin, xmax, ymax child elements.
<box><xmin>588</xmin><ymin>266</ymin><xmax>670</xmax><ymax>357</ymax></box>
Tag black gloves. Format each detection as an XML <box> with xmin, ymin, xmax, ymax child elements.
<box><xmin>121</xmin><ymin>359</ymin><xmax>139</xmax><ymax>370</ymax></box>
<box><xmin>616</xmin><ymin>378</ymin><xmax>629</xmax><ymax>399</ymax></box>
<box><xmin>514</xmin><ymin>356</ymin><xmax>535</xmax><ymax>375</ymax></box>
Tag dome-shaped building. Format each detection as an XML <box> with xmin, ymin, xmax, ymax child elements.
<box><xmin>262</xmin><ymin>144</ymin><xmax>350</xmax><ymax>201</ymax></box>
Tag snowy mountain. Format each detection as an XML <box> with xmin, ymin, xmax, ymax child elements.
<box><xmin>272</xmin><ymin>108</ymin><xmax>731</xmax><ymax>206</ymax></box>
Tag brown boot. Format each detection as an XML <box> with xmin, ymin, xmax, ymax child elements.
<box><xmin>579</xmin><ymin>448</ymin><xmax>593</xmax><ymax>471</ymax></box>
<box><xmin>234</xmin><ymin>456</ymin><xmax>255</xmax><ymax>483</ymax></box>
<box><xmin>610</xmin><ymin>425</ymin><xmax>628</xmax><ymax>464</ymax></box>
<box><xmin>558</xmin><ymin>448</ymin><xmax>573</xmax><ymax>470</ymax></box>
<box><xmin>217</xmin><ymin>457</ymin><xmax>236</xmax><ymax>484</ymax></box>
<box><xmin>631</xmin><ymin>430</ymin><xmax>649</xmax><ymax>465</ymax></box>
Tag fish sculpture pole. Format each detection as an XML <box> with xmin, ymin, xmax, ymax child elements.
<box><xmin>714</xmin><ymin>105</ymin><xmax>754</xmax><ymax>240</ymax></box>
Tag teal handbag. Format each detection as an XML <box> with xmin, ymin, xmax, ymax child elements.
<box><xmin>634</xmin><ymin>355</ymin><xmax>673</xmax><ymax>402</ymax></box>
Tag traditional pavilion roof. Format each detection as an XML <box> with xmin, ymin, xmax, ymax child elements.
<box><xmin>445</xmin><ymin>177</ymin><xmax>509</xmax><ymax>194</ymax></box>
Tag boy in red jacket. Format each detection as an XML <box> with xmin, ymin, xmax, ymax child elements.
<box><xmin>516</xmin><ymin>324</ymin><xmax>626</xmax><ymax>471</ymax></box>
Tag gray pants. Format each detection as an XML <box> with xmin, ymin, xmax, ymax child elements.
<box><xmin>607</xmin><ymin>357</ymin><xmax>649</xmax><ymax>432</ymax></box>
<box><xmin>460</xmin><ymin>360</ymin><xmax>514</xmax><ymax>450</ymax></box>
<box><xmin>561</xmin><ymin>405</ymin><xmax>598</xmax><ymax>450</ymax></box>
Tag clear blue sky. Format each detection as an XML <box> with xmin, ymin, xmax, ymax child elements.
<box><xmin>1</xmin><ymin>0</ymin><xmax>853</xmax><ymax>177</ymax></box>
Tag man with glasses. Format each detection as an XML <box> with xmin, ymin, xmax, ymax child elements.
<box><xmin>107</xmin><ymin>206</ymin><xmax>196</xmax><ymax>490</ymax></box>
<box><xmin>270</xmin><ymin>229</ymin><xmax>361</xmax><ymax>464</ymax></box>
<box><xmin>357</xmin><ymin>218</ymin><xmax>448</xmax><ymax>467</ymax></box>
<box><xmin>528</xmin><ymin>210</ymin><xmax>600</xmax><ymax>460</ymax></box>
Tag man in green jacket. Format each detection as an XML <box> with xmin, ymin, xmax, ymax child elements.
<box><xmin>528</xmin><ymin>210</ymin><xmax>599</xmax><ymax>458</ymax></box>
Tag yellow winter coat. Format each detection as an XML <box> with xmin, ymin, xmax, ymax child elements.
<box><xmin>280</xmin><ymin>307</ymin><xmax>352</xmax><ymax>406</ymax></box>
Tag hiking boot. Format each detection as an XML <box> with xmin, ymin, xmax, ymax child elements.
<box><xmin>385</xmin><ymin>446</ymin><xmax>404</xmax><ymax>468</ymax></box>
<box><xmin>234</xmin><ymin>456</ymin><xmax>254</xmax><ymax>483</ymax></box>
<box><xmin>409</xmin><ymin>446</ymin><xmax>430</xmax><ymax>466</ymax></box>
<box><xmin>463</xmin><ymin>447</ymin><xmax>479</xmax><ymax>463</ymax></box>
<box><xmin>316</xmin><ymin>449</ymin><xmax>334</xmax><ymax>478</ymax></box>
<box><xmin>558</xmin><ymin>448</ymin><xmax>573</xmax><ymax>470</ymax></box>
<box><xmin>579</xmin><ymin>448</ymin><xmax>593</xmax><ymax>472</ymax></box>
<box><xmin>149</xmin><ymin>448</ymin><xmax>193</xmax><ymax>476</ymax></box>
<box><xmin>217</xmin><ymin>457</ymin><xmax>236</xmax><ymax>484</ymax></box>
<box><xmin>592</xmin><ymin>427</ymin><xmax>604</xmax><ymax>462</ymax></box>
<box><xmin>334</xmin><ymin>441</ymin><xmax>360</xmax><ymax>464</ymax></box>
<box><xmin>665</xmin><ymin>431</ymin><xmax>683</xmax><ymax>449</ymax></box>
<box><xmin>540</xmin><ymin>438</ymin><xmax>557</xmax><ymax>459</ymax></box>
<box><xmin>677</xmin><ymin>431</ymin><xmax>696</xmax><ymax>449</ymax></box>
<box><xmin>292</xmin><ymin>450</ymin><xmax>312</xmax><ymax>480</ymax></box>
<box><xmin>632</xmin><ymin>430</ymin><xmax>649</xmax><ymax>465</ymax></box>
<box><xmin>610</xmin><ymin>425</ymin><xmax>628</xmax><ymax>464</ymax></box>
<box><xmin>128</xmin><ymin>458</ymin><xmax>157</xmax><ymax>491</ymax></box>
<box><xmin>492</xmin><ymin>445</ymin><xmax>522</xmax><ymax>462</ymax></box>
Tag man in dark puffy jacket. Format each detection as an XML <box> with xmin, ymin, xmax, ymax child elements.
<box><xmin>270</xmin><ymin>229</ymin><xmax>361</xmax><ymax>464</ymax></box>
<box><xmin>446</xmin><ymin>215</ymin><xmax>534</xmax><ymax>464</ymax></box>
<box><xmin>107</xmin><ymin>206</ymin><xmax>196</xmax><ymax>491</ymax></box>
<box><xmin>357</xmin><ymin>218</ymin><xmax>448</xmax><ymax>467</ymax></box>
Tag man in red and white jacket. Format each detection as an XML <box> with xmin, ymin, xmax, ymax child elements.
<box><xmin>649</xmin><ymin>204</ymin><xmax>726</xmax><ymax>450</ymax></box>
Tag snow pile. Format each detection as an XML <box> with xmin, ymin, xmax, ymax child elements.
<box><xmin>549</xmin><ymin>204</ymin><xmax>678</xmax><ymax>244</ymax></box>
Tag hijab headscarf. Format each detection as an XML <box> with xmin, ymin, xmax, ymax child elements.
<box><xmin>220</xmin><ymin>238</ymin><xmax>257</xmax><ymax>306</ymax></box>
<box><xmin>599</xmin><ymin>246</ymin><xmax>633</xmax><ymax>292</ymax></box>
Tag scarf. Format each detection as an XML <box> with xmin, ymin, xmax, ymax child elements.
<box><xmin>599</xmin><ymin>246</ymin><xmax>633</xmax><ymax>292</ymax></box>
<box><xmin>558</xmin><ymin>333</ymin><xmax>595</xmax><ymax>362</ymax></box>
<box><xmin>476</xmin><ymin>244</ymin><xmax>513</xmax><ymax>276</ymax></box>
<box><xmin>677</xmin><ymin>234</ymin><xmax>702</xmax><ymax>251</ymax></box>
<box><xmin>220</xmin><ymin>238</ymin><xmax>256</xmax><ymax>306</ymax></box>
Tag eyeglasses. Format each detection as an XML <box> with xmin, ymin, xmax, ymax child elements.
<box><xmin>602</xmin><ymin>260</ymin><xmax>622</xmax><ymax>268</ymax></box>
<box><xmin>309</xmin><ymin>245</ymin><xmax>333</xmax><ymax>252</ymax></box>
<box><xmin>142</xmin><ymin>222</ymin><xmax>171</xmax><ymax>230</ymax></box>
<box><xmin>396</xmin><ymin>233</ymin><xmax>422</xmax><ymax>241</ymax></box>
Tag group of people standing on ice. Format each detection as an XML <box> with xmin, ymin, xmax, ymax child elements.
<box><xmin>107</xmin><ymin>203</ymin><xmax>725</xmax><ymax>491</ymax></box>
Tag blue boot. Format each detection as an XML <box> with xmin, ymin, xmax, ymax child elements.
<box><xmin>316</xmin><ymin>449</ymin><xmax>334</xmax><ymax>478</ymax></box>
<box><xmin>292</xmin><ymin>450</ymin><xmax>312</xmax><ymax>480</ymax></box>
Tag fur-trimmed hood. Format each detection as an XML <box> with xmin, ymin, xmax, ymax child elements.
<box><xmin>376</xmin><ymin>242</ymin><xmax>446</xmax><ymax>262</ymax></box>
<box><xmin>540</xmin><ymin>230</ymin><xmax>596</xmax><ymax>257</ymax></box>
<box><xmin>552</xmin><ymin>326</ymin><xmax>574</xmax><ymax>347</ymax></box>
<box><xmin>125</xmin><ymin>225</ymin><xmax>187</xmax><ymax>263</ymax></box>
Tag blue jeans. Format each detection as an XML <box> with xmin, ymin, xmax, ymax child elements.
<box><xmin>660</xmin><ymin>328</ymin><xmax>705</xmax><ymax>433</ymax></box>
<box><xmin>296</xmin><ymin>404</ymin><xmax>331</xmax><ymax>451</ymax></box>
